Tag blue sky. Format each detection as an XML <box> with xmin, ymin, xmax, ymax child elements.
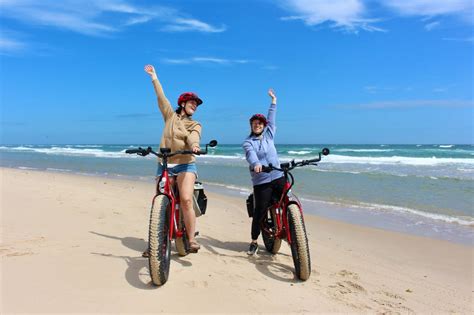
<box><xmin>1</xmin><ymin>0</ymin><xmax>472</xmax><ymax>144</ymax></box>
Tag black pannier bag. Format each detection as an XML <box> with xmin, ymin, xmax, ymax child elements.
<box><xmin>193</xmin><ymin>182</ymin><xmax>208</xmax><ymax>216</ymax></box>
<box><xmin>246</xmin><ymin>193</ymin><xmax>254</xmax><ymax>218</ymax></box>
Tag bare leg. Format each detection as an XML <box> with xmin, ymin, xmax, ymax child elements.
<box><xmin>177</xmin><ymin>172</ymin><xmax>197</xmax><ymax>243</ymax></box>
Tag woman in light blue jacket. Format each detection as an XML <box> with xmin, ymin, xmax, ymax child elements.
<box><xmin>242</xmin><ymin>89</ymin><xmax>284</xmax><ymax>255</ymax></box>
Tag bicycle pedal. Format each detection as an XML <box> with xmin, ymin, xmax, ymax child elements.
<box><xmin>194</xmin><ymin>231</ymin><xmax>199</xmax><ymax>237</ymax></box>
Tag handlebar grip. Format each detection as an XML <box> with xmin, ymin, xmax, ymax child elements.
<box><xmin>125</xmin><ymin>149</ymin><xmax>141</xmax><ymax>154</ymax></box>
<box><xmin>261</xmin><ymin>165</ymin><xmax>272</xmax><ymax>173</ymax></box>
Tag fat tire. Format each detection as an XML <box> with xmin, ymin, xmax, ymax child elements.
<box><xmin>287</xmin><ymin>204</ymin><xmax>311</xmax><ymax>281</ymax></box>
<box><xmin>262</xmin><ymin>208</ymin><xmax>282</xmax><ymax>254</ymax></box>
<box><xmin>175</xmin><ymin>208</ymin><xmax>189</xmax><ymax>256</ymax></box>
<box><xmin>148</xmin><ymin>195</ymin><xmax>171</xmax><ymax>286</ymax></box>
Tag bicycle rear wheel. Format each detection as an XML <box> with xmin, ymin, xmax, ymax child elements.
<box><xmin>262</xmin><ymin>207</ymin><xmax>282</xmax><ymax>254</ymax></box>
<box><xmin>287</xmin><ymin>204</ymin><xmax>311</xmax><ymax>281</ymax></box>
<box><xmin>148</xmin><ymin>195</ymin><xmax>171</xmax><ymax>286</ymax></box>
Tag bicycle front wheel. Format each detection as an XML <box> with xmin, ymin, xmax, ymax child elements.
<box><xmin>287</xmin><ymin>204</ymin><xmax>311</xmax><ymax>281</ymax></box>
<box><xmin>148</xmin><ymin>195</ymin><xmax>171</xmax><ymax>286</ymax></box>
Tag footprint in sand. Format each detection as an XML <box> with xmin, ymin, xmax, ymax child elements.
<box><xmin>329</xmin><ymin>281</ymin><xmax>367</xmax><ymax>295</ymax></box>
<box><xmin>334</xmin><ymin>269</ymin><xmax>360</xmax><ymax>280</ymax></box>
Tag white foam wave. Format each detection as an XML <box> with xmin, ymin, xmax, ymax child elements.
<box><xmin>439</xmin><ymin>145</ymin><xmax>454</xmax><ymax>148</ymax></box>
<box><xmin>335</xmin><ymin>149</ymin><xmax>394</xmax><ymax>153</ymax></box>
<box><xmin>0</xmin><ymin>146</ymin><xmax>145</xmax><ymax>159</ymax></box>
<box><xmin>311</xmin><ymin>168</ymin><xmax>361</xmax><ymax>175</ymax></box>
<box><xmin>201</xmin><ymin>154</ymin><xmax>244</xmax><ymax>160</ymax></box>
<box><xmin>301</xmin><ymin>198</ymin><xmax>474</xmax><ymax>226</ymax></box>
<box><xmin>287</xmin><ymin>150</ymin><xmax>312</xmax><ymax>155</ymax></box>
<box><xmin>356</xmin><ymin>202</ymin><xmax>473</xmax><ymax>226</ymax></box>
<box><xmin>46</xmin><ymin>168</ymin><xmax>72</xmax><ymax>172</ymax></box>
<box><xmin>325</xmin><ymin>154</ymin><xmax>474</xmax><ymax>166</ymax></box>
<box><xmin>18</xmin><ymin>166</ymin><xmax>37</xmax><ymax>170</ymax></box>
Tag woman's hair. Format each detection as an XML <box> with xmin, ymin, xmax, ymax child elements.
<box><xmin>175</xmin><ymin>105</ymin><xmax>183</xmax><ymax>114</ymax></box>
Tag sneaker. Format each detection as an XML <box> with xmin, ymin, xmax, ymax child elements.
<box><xmin>247</xmin><ymin>242</ymin><xmax>258</xmax><ymax>255</ymax></box>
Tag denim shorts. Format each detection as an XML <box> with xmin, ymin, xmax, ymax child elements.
<box><xmin>156</xmin><ymin>163</ymin><xmax>198</xmax><ymax>177</ymax></box>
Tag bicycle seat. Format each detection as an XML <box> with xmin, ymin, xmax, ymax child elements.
<box><xmin>160</xmin><ymin>148</ymin><xmax>171</xmax><ymax>154</ymax></box>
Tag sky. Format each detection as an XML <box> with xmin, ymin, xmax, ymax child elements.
<box><xmin>0</xmin><ymin>0</ymin><xmax>473</xmax><ymax>145</ymax></box>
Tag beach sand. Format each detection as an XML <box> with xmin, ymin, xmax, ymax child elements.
<box><xmin>1</xmin><ymin>168</ymin><xmax>472</xmax><ymax>314</ymax></box>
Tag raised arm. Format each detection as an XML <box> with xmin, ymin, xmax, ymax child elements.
<box><xmin>144</xmin><ymin>64</ymin><xmax>173</xmax><ymax>120</ymax></box>
<box><xmin>266</xmin><ymin>88</ymin><xmax>277</xmax><ymax>138</ymax></box>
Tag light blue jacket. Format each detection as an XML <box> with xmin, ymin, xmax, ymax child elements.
<box><xmin>242</xmin><ymin>103</ymin><xmax>284</xmax><ymax>186</ymax></box>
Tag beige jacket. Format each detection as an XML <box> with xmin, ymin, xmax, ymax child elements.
<box><xmin>152</xmin><ymin>79</ymin><xmax>202</xmax><ymax>165</ymax></box>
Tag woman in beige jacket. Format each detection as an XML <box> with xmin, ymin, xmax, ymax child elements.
<box><xmin>144</xmin><ymin>64</ymin><xmax>202</xmax><ymax>253</ymax></box>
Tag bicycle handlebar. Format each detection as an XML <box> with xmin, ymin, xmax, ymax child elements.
<box><xmin>125</xmin><ymin>140</ymin><xmax>218</xmax><ymax>158</ymax></box>
<box><xmin>260</xmin><ymin>148</ymin><xmax>330</xmax><ymax>173</ymax></box>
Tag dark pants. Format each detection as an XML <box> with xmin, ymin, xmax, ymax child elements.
<box><xmin>251</xmin><ymin>176</ymin><xmax>286</xmax><ymax>240</ymax></box>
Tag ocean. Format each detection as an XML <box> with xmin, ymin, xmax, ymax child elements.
<box><xmin>1</xmin><ymin>143</ymin><xmax>472</xmax><ymax>245</ymax></box>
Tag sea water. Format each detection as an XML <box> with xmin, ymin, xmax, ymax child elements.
<box><xmin>1</xmin><ymin>144</ymin><xmax>472</xmax><ymax>245</ymax></box>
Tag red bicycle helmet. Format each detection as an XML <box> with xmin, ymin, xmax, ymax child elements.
<box><xmin>249</xmin><ymin>114</ymin><xmax>267</xmax><ymax>126</ymax></box>
<box><xmin>177</xmin><ymin>92</ymin><xmax>203</xmax><ymax>106</ymax></box>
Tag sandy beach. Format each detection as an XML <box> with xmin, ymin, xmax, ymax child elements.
<box><xmin>1</xmin><ymin>167</ymin><xmax>472</xmax><ymax>314</ymax></box>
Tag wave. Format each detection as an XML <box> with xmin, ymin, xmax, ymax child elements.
<box><xmin>201</xmin><ymin>154</ymin><xmax>244</xmax><ymax>160</ymax></box>
<box><xmin>205</xmin><ymin>181</ymin><xmax>474</xmax><ymax>227</ymax></box>
<box><xmin>67</xmin><ymin>145</ymin><xmax>103</xmax><ymax>148</ymax></box>
<box><xmin>0</xmin><ymin>146</ymin><xmax>144</xmax><ymax>159</ymax></box>
<box><xmin>439</xmin><ymin>145</ymin><xmax>454</xmax><ymax>148</ymax></box>
<box><xmin>335</xmin><ymin>149</ymin><xmax>394</xmax><ymax>153</ymax></box>
<box><xmin>300</xmin><ymin>199</ymin><xmax>474</xmax><ymax>226</ymax></box>
<box><xmin>287</xmin><ymin>150</ymin><xmax>312</xmax><ymax>155</ymax></box>
<box><xmin>324</xmin><ymin>154</ymin><xmax>474</xmax><ymax>166</ymax></box>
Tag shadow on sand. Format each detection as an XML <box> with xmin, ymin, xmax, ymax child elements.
<box><xmin>199</xmin><ymin>235</ymin><xmax>299</xmax><ymax>283</ymax></box>
<box><xmin>90</xmin><ymin>231</ymin><xmax>192</xmax><ymax>290</ymax></box>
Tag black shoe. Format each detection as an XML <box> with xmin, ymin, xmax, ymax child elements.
<box><xmin>247</xmin><ymin>242</ymin><xmax>258</xmax><ymax>255</ymax></box>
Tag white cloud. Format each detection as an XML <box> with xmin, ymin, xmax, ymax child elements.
<box><xmin>162</xmin><ymin>57</ymin><xmax>250</xmax><ymax>65</ymax></box>
<box><xmin>161</xmin><ymin>18</ymin><xmax>226</xmax><ymax>33</ymax></box>
<box><xmin>0</xmin><ymin>36</ymin><xmax>26</xmax><ymax>54</ymax></box>
<box><xmin>278</xmin><ymin>0</ymin><xmax>385</xmax><ymax>33</ymax></box>
<box><xmin>424</xmin><ymin>21</ymin><xmax>440</xmax><ymax>31</ymax></box>
<box><xmin>383</xmin><ymin>0</ymin><xmax>474</xmax><ymax>23</ymax></box>
<box><xmin>277</xmin><ymin>0</ymin><xmax>473</xmax><ymax>33</ymax></box>
<box><xmin>0</xmin><ymin>0</ymin><xmax>226</xmax><ymax>36</ymax></box>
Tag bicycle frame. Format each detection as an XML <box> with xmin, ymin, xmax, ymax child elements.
<box><xmin>260</xmin><ymin>148</ymin><xmax>330</xmax><ymax>245</ymax></box>
<box><xmin>126</xmin><ymin>141</ymin><xmax>218</xmax><ymax>242</ymax></box>
<box><xmin>153</xmin><ymin>166</ymin><xmax>184</xmax><ymax>241</ymax></box>
<box><xmin>264</xmin><ymin>172</ymin><xmax>303</xmax><ymax>245</ymax></box>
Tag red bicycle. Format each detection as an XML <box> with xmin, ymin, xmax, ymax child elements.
<box><xmin>126</xmin><ymin>140</ymin><xmax>217</xmax><ymax>286</ymax></box>
<box><xmin>256</xmin><ymin>148</ymin><xmax>330</xmax><ymax>280</ymax></box>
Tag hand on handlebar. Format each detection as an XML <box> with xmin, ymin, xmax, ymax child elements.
<box><xmin>254</xmin><ymin>164</ymin><xmax>262</xmax><ymax>173</ymax></box>
<box><xmin>192</xmin><ymin>146</ymin><xmax>201</xmax><ymax>154</ymax></box>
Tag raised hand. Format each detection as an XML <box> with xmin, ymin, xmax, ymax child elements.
<box><xmin>144</xmin><ymin>64</ymin><xmax>157</xmax><ymax>79</ymax></box>
<box><xmin>268</xmin><ymin>88</ymin><xmax>277</xmax><ymax>103</ymax></box>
